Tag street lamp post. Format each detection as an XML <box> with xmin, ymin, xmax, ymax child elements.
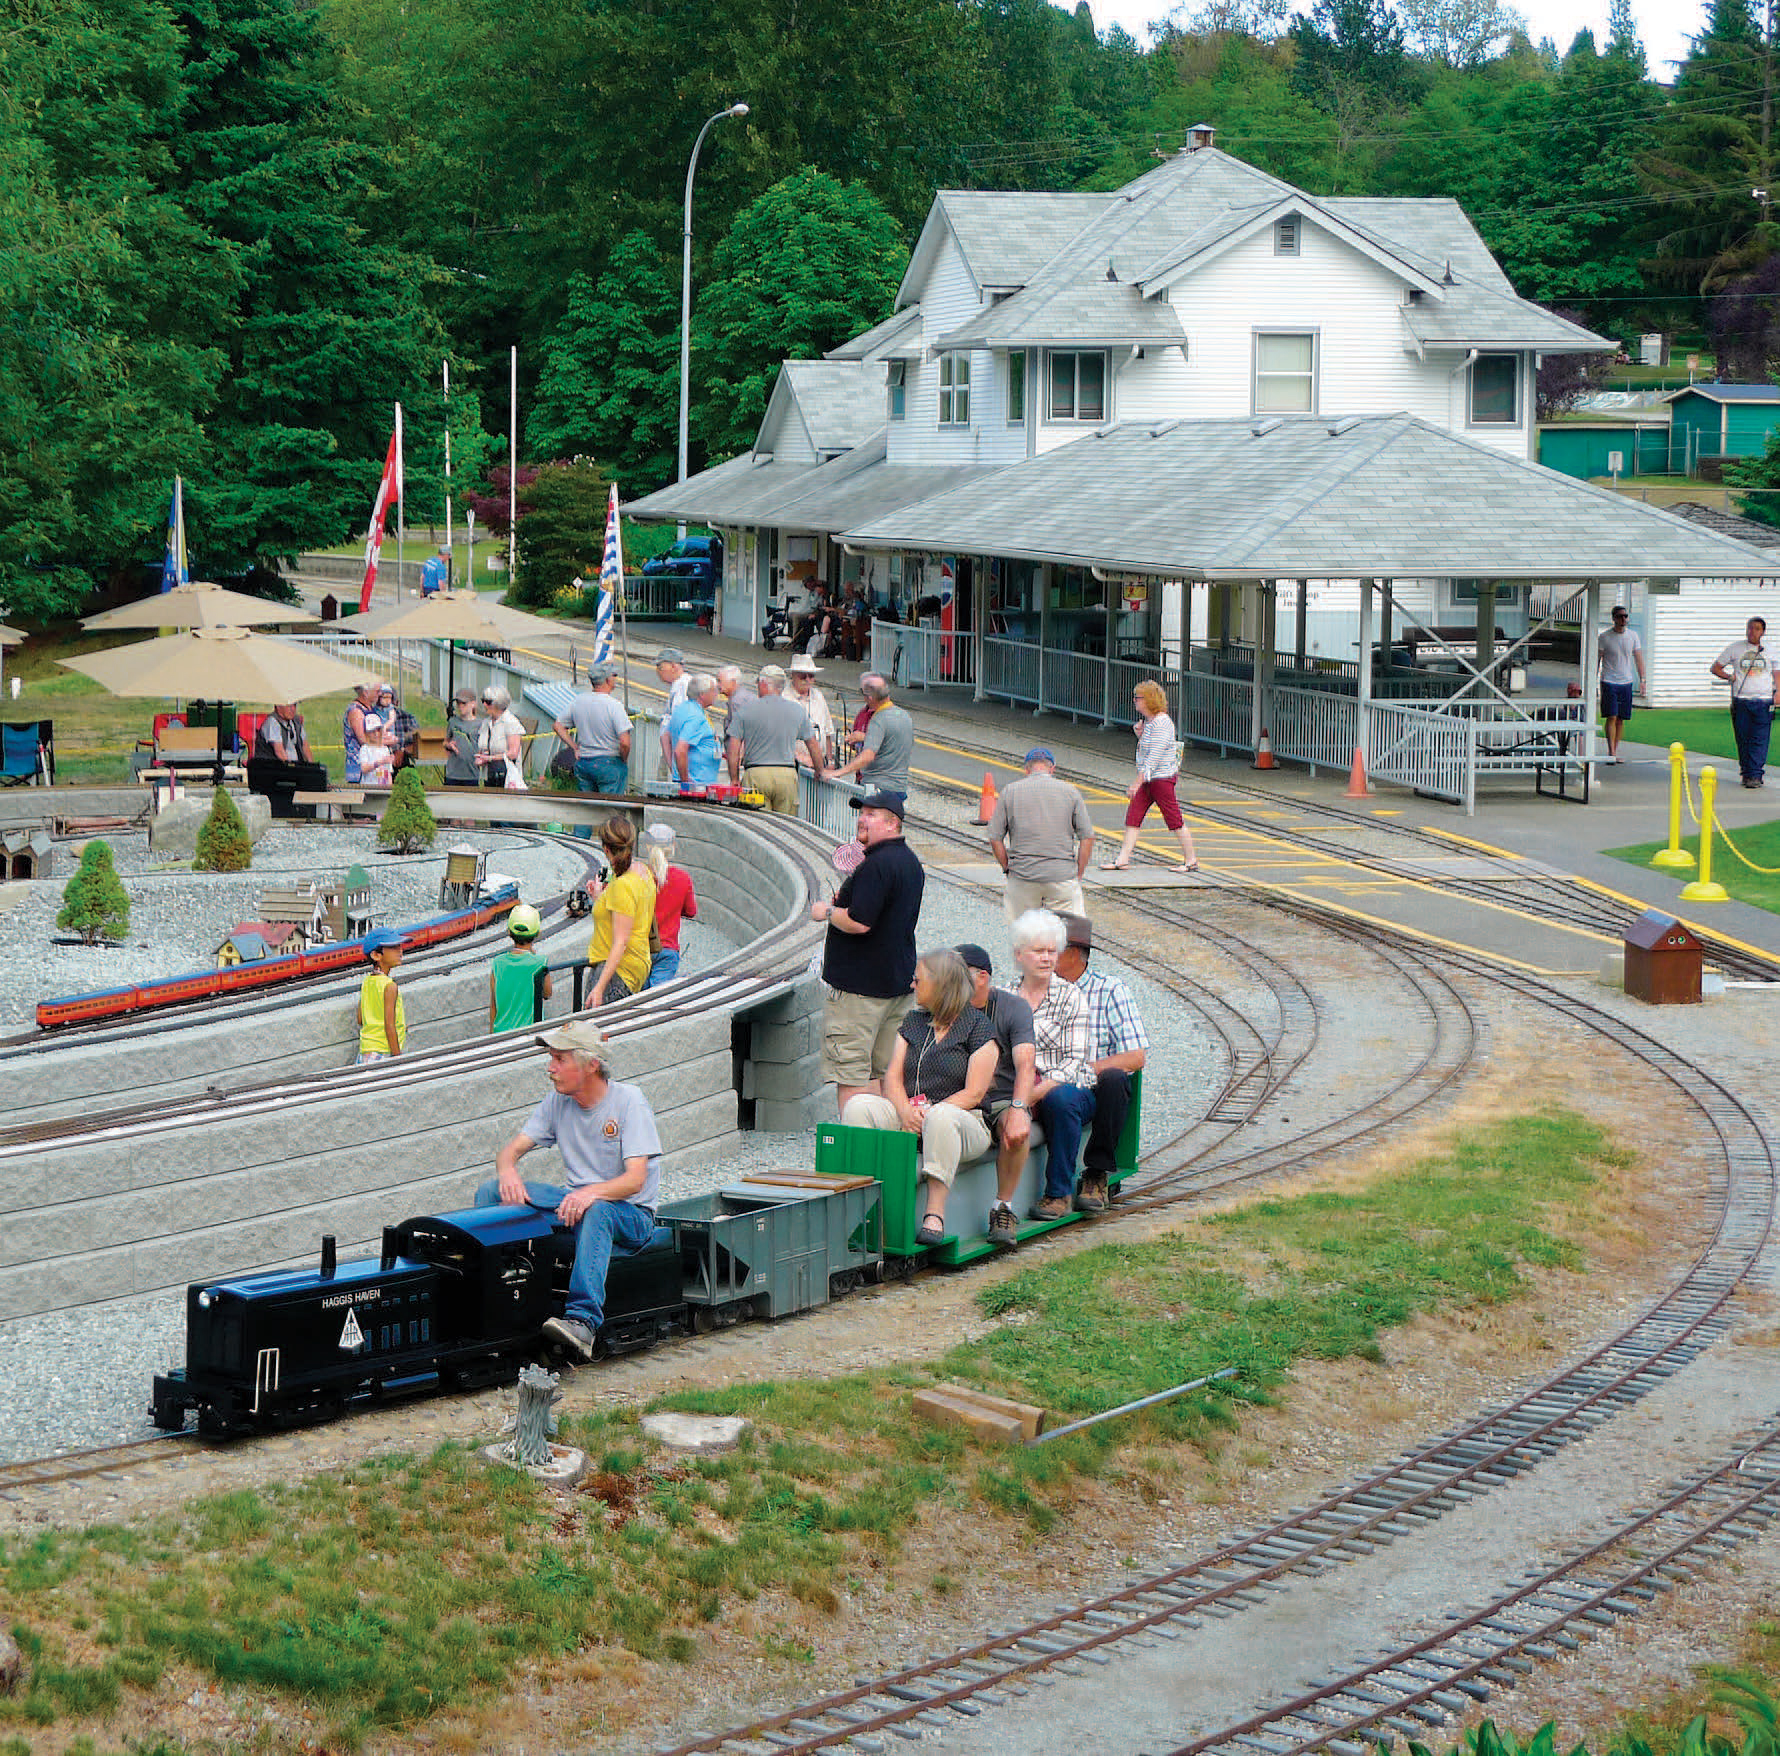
<box><xmin>678</xmin><ymin>101</ymin><xmax>749</xmax><ymax>538</ymax></box>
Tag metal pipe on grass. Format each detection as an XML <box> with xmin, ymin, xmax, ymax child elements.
<box><xmin>1027</xmin><ymin>1367</ymin><xmax>1239</xmax><ymax>1447</ymax></box>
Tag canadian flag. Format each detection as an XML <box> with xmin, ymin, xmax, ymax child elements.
<box><xmin>359</xmin><ymin>406</ymin><xmax>404</xmax><ymax>612</ymax></box>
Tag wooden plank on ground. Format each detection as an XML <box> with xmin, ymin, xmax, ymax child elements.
<box><xmin>912</xmin><ymin>1388</ymin><xmax>1024</xmax><ymax>1444</ymax></box>
<box><xmin>932</xmin><ymin>1381</ymin><xmax>1047</xmax><ymax>1440</ymax></box>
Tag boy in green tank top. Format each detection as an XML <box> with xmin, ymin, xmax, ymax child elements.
<box><xmin>489</xmin><ymin>903</ymin><xmax>553</xmax><ymax>1032</ymax></box>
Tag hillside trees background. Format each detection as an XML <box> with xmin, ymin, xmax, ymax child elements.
<box><xmin>8</xmin><ymin>0</ymin><xmax>1780</xmax><ymax>622</ymax></box>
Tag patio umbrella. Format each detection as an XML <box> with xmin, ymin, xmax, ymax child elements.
<box><xmin>350</xmin><ymin>589</ymin><xmax>576</xmax><ymax>702</ymax></box>
<box><xmin>61</xmin><ymin>626</ymin><xmax>378</xmax><ymax>701</ymax></box>
<box><xmin>0</xmin><ymin>625</ymin><xmax>24</xmax><ymax>645</ymax></box>
<box><xmin>82</xmin><ymin>581</ymin><xmax>320</xmax><ymax>632</ymax></box>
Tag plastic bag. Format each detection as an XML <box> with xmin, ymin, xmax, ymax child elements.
<box><xmin>504</xmin><ymin>764</ymin><xmax>528</xmax><ymax>792</ymax></box>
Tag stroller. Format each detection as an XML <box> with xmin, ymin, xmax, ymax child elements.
<box><xmin>761</xmin><ymin>601</ymin><xmax>795</xmax><ymax>651</ymax></box>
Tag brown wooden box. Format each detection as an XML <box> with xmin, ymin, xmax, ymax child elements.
<box><xmin>1623</xmin><ymin>910</ymin><xmax>1703</xmax><ymax>1005</ymax></box>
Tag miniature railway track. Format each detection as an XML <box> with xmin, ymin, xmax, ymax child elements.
<box><xmin>657</xmin><ymin>880</ymin><xmax>1777</xmax><ymax>1756</ymax></box>
<box><xmin>0</xmin><ymin>1435</ymin><xmax>194</xmax><ymax>1498</ymax></box>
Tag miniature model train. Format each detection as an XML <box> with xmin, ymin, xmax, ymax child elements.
<box><xmin>150</xmin><ymin>1104</ymin><xmax>1142</xmax><ymax>1438</ymax></box>
<box><xmin>36</xmin><ymin>884</ymin><xmax>520</xmax><ymax>1031</ymax></box>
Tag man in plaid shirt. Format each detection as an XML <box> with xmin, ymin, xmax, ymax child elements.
<box><xmin>1058</xmin><ymin>913</ymin><xmax>1148</xmax><ymax>1211</ymax></box>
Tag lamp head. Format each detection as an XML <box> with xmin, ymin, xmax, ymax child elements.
<box><xmin>727</xmin><ymin>102</ymin><xmax>750</xmax><ymax>118</ymax></box>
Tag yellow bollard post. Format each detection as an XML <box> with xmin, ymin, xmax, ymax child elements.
<box><xmin>1651</xmin><ymin>742</ymin><xmax>1697</xmax><ymax>870</ymax></box>
<box><xmin>1679</xmin><ymin>766</ymin><xmax>1730</xmax><ymax>902</ymax></box>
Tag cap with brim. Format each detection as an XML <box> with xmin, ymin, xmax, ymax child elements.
<box><xmin>849</xmin><ymin>791</ymin><xmax>906</xmax><ymax>818</ymax></box>
<box><xmin>645</xmin><ymin>823</ymin><xmax>676</xmax><ymax>845</ymax></box>
<box><xmin>1059</xmin><ymin>912</ymin><xmax>1092</xmax><ymax>949</ymax></box>
<box><xmin>586</xmin><ymin>663</ymin><xmax>614</xmax><ymax>684</ymax></box>
<box><xmin>656</xmin><ymin>648</ymin><xmax>684</xmax><ymax>665</ymax></box>
<box><xmin>536</xmin><ymin>1019</ymin><xmax>609</xmax><ymax>1057</ymax></box>
<box><xmin>956</xmin><ymin>942</ymin><xmax>992</xmax><ymax>973</ymax></box>
<box><xmin>1024</xmin><ymin>746</ymin><xmax>1056</xmax><ymax>766</ymax></box>
<box><xmin>758</xmin><ymin>664</ymin><xmax>788</xmax><ymax>685</ymax></box>
<box><xmin>363</xmin><ymin>927</ymin><xmax>405</xmax><ymax>953</ymax></box>
<box><xmin>790</xmin><ymin>654</ymin><xmax>823</xmax><ymax>673</ymax></box>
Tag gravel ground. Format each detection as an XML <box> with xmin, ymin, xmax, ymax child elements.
<box><xmin>0</xmin><ymin>832</ymin><xmax>1217</xmax><ymax>1465</ymax></box>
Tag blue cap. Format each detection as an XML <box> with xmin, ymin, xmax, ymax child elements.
<box><xmin>363</xmin><ymin>927</ymin><xmax>405</xmax><ymax>954</ymax></box>
<box><xmin>1024</xmin><ymin>747</ymin><xmax>1056</xmax><ymax>766</ymax></box>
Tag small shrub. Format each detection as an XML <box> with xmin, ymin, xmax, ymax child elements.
<box><xmin>193</xmin><ymin>788</ymin><xmax>252</xmax><ymax>873</ymax></box>
<box><xmin>378</xmin><ymin>767</ymin><xmax>437</xmax><ymax>854</ymax></box>
<box><xmin>56</xmin><ymin>840</ymin><xmax>130</xmax><ymax>943</ymax></box>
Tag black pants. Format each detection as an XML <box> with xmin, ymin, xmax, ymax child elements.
<box><xmin>1082</xmin><ymin>1068</ymin><xmax>1132</xmax><ymax>1179</ymax></box>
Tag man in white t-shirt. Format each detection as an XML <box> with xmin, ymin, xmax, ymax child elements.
<box><xmin>1596</xmin><ymin>605</ymin><xmax>1645</xmax><ymax>764</ymax></box>
<box><xmin>1710</xmin><ymin>615</ymin><xmax>1780</xmax><ymax>788</ymax></box>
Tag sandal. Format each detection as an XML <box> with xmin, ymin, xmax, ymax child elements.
<box><xmin>1176</xmin><ymin>861</ymin><xmax>1199</xmax><ymax>873</ymax></box>
<box><xmin>1099</xmin><ymin>859</ymin><xmax>1130</xmax><ymax>871</ymax></box>
<box><xmin>916</xmin><ymin>1214</ymin><xmax>947</xmax><ymax>1246</ymax></box>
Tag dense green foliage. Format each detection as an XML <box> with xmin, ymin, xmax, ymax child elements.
<box><xmin>193</xmin><ymin>787</ymin><xmax>252</xmax><ymax>872</ymax></box>
<box><xmin>12</xmin><ymin>0</ymin><xmax>1780</xmax><ymax>626</ymax></box>
<box><xmin>56</xmin><ymin>840</ymin><xmax>131</xmax><ymax>943</ymax></box>
<box><xmin>510</xmin><ymin>461</ymin><xmax>613</xmax><ymax>610</ymax></box>
<box><xmin>377</xmin><ymin>765</ymin><xmax>437</xmax><ymax>853</ymax></box>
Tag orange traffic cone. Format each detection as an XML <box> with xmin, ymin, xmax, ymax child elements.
<box><xmin>1252</xmin><ymin>727</ymin><xmax>1276</xmax><ymax>771</ymax></box>
<box><xmin>1345</xmin><ymin>745</ymin><xmax>1371</xmax><ymax>798</ymax></box>
<box><xmin>974</xmin><ymin>772</ymin><xmax>998</xmax><ymax>825</ymax></box>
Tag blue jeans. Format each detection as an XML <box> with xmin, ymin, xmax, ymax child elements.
<box><xmin>646</xmin><ymin>947</ymin><xmax>680</xmax><ymax>989</ymax></box>
<box><xmin>573</xmin><ymin>755</ymin><xmax>629</xmax><ymax>837</ymax></box>
<box><xmin>474</xmin><ymin>1178</ymin><xmax>658</xmax><ymax>1331</ymax></box>
<box><xmin>1732</xmin><ymin>699</ymin><xmax>1773</xmax><ymax>781</ymax></box>
<box><xmin>1034</xmin><ymin>1083</ymin><xmax>1097</xmax><ymax>1201</ymax></box>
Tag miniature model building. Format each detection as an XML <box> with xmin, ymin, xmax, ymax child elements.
<box><xmin>322</xmin><ymin>864</ymin><xmax>374</xmax><ymax>940</ymax></box>
<box><xmin>215</xmin><ymin>922</ymin><xmax>301</xmax><ymax>967</ymax></box>
<box><xmin>439</xmin><ymin>844</ymin><xmax>486</xmax><ymax>911</ymax></box>
<box><xmin>1</xmin><ymin>827</ymin><xmax>54</xmax><ymax>879</ymax></box>
<box><xmin>259</xmin><ymin>879</ymin><xmax>327</xmax><ymax>945</ymax></box>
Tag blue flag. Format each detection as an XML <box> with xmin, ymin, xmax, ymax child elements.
<box><xmin>160</xmin><ymin>477</ymin><xmax>190</xmax><ymax>593</ymax></box>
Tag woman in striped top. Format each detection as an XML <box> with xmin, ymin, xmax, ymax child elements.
<box><xmin>1103</xmin><ymin>678</ymin><xmax>1198</xmax><ymax>872</ymax></box>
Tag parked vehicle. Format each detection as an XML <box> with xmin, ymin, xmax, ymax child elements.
<box><xmin>640</xmin><ymin>535</ymin><xmax>723</xmax><ymax>606</ymax></box>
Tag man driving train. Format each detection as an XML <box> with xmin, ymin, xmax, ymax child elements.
<box><xmin>475</xmin><ymin>1020</ymin><xmax>662</xmax><ymax>1360</ymax></box>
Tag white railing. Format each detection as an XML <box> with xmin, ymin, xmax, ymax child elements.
<box><xmin>1177</xmin><ymin>672</ymin><xmax>1250</xmax><ymax>753</ymax></box>
<box><xmin>1269</xmin><ymin>687</ymin><xmax>1359</xmax><ymax>772</ymax></box>
<box><xmin>983</xmin><ymin>636</ymin><xmax>1041</xmax><ymax>706</ymax></box>
<box><xmin>1367</xmin><ymin>699</ymin><xmax>1591</xmax><ymax>814</ymax></box>
<box><xmin>869</xmin><ymin>620</ymin><xmax>976</xmax><ymax>691</ymax></box>
<box><xmin>799</xmin><ymin>769</ymin><xmax>866</xmax><ymax>838</ymax></box>
<box><xmin>1369</xmin><ymin>702</ymin><xmax>1474</xmax><ymax>807</ymax></box>
<box><xmin>1044</xmin><ymin>649</ymin><xmax>1106</xmax><ymax>719</ymax></box>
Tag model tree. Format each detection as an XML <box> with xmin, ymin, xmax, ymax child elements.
<box><xmin>57</xmin><ymin>841</ymin><xmax>131</xmax><ymax>944</ymax></box>
<box><xmin>193</xmin><ymin>788</ymin><xmax>253</xmax><ymax>872</ymax></box>
<box><xmin>379</xmin><ymin>765</ymin><xmax>438</xmax><ymax>854</ymax></box>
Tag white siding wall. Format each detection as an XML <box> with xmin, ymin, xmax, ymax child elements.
<box><xmin>761</xmin><ymin>405</ymin><xmax>816</xmax><ymax>465</ymax></box>
<box><xmin>1647</xmin><ymin>582</ymin><xmax>1780</xmax><ymax>707</ymax></box>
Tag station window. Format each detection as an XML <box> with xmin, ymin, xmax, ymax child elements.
<box><xmin>1253</xmin><ymin>331</ymin><xmax>1317</xmax><ymax>413</ymax></box>
<box><xmin>1007</xmin><ymin>350</ymin><xmax>1026</xmax><ymax>424</ymax></box>
<box><xmin>887</xmin><ymin>359</ymin><xmax>906</xmax><ymax>422</ymax></box>
<box><xmin>938</xmin><ymin>352</ymin><xmax>970</xmax><ymax>426</ymax></box>
<box><xmin>1470</xmin><ymin>354</ymin><xmax>1517</xmax><ymax>425</ymax></box>
<box><xmin>1048</xmin><ymin>351</ymin><xmax>1106</xmax><ymax>422</ymax></box>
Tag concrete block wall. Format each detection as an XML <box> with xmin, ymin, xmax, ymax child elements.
<box><xmin>1</xmin><ymin>801</ymin><xmax>830</xmax><ymax>1322</ymax></box>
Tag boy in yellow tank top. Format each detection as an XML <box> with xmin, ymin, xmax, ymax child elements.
<box><xmin>357</xmin><ymin>927</ymin><xmax>407</xmax><ymax>1063</ymax></box>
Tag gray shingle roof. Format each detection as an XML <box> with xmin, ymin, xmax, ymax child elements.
<box><xmin>929</xmin><ymin>191</ymin><xmax>1112</xmax><ymax>290</ymax></box>
<box><xmin>623</xmin><ymin>432</ymin><xmax>997</xmax><ymax>535</ymax></box>
<box><xmin>839</xmin><ymin>413</ymin><xmax>1780</xmax><ymax>581</ymax></box>
<box><xmin>1669</xmin><ymin>502</ymin><xmax>1780</xmax><ymax>546</ymax></box>
<box><xmin>1666</xmin><ymin>382</ymin><xmax>1780</xmax><ymax>404</ymax></box>
<box><xmin>824</xmin><ymin>305</ymin><xmax>923</xmax><ymax>362</ymax></box>
<box><xmin>932</xmin><ymin>151</ymin><xmax>1611</xmax><ymax>356</ymax></box>
<box><xmin>776</xmin><ymin>361</ymin><xmax>887</xmax><ymax>454</ymax></box>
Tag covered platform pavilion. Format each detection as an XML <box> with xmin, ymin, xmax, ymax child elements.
<box><xmin>838</xmin><ymin>412</ymin><xmax>1780</xmax><ymax>811</ymax></box>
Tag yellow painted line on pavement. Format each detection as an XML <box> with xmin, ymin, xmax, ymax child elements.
<box><xmin>1424</xmin><ymin>825</ymin><xmax>1525</xmax><ymax>860</ymax></box>
<box><xmin>1571</xmin><ymin>875</ymin><xmax>1780</xmax><ymax>970</ymax></box>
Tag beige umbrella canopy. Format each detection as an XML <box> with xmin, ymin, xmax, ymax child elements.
<box><xmin>82</xmin><ymin>580</ymin><xmax>320</xmax><ymax>632</ymax></box>
<box><xmin>351</xmin><ymin>589</ymin><xmax>566</xmax><ymax>648</ymax></box>
<box><xmin>61</xmin><ymin>626</ymin><xmax>379</xmax><ymax>703</ymax></box>
<box><xmin>0</xmin><ymin>624</ymin><xmax>24</xmax><ymax>646</ymax></box>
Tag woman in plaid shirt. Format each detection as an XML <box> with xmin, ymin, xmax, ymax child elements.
<box><xmin>1004</xmin><ymin>910</ymin><xmax>1098</xmax><ymax>1221</ymax></box>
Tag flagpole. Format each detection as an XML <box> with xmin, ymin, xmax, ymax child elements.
<box><xmin>508</xmin><ymin>346</ymin><xmax>518</xmax><ymax>589</ymax></box>
<box><xmin>442</xmin><ymin>359</ymin><xmax>453</xmax><ymax>589</ymax></box>
<box><xmin>394</xmin><ymin>402</ymin><xmax>405</xmax><ymax>609</ymax></box>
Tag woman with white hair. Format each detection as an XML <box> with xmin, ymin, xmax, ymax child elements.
<box><xmin>1004</xmin><ymin>908</ymin><xmax>1097</xmax><ymax>1223</ymax></box>
<box><xmin>476</xmin><ymin>684</ymin><xmax>525</xmax><ymax>787</ymax></box>
<box><xmin>642</xmin><ymin>823</ymin><xmax>697</xmax><ymax>988</ymax></box>
<box><xmin>842</xmin><ymin>946</ymin><xmax>998</xmax><ymax>1245</ymax></box>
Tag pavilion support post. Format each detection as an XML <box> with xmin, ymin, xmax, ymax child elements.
<box><xmin>973</xmin><ymin>562</ymin><xmax>988</xmax><ymax>704</ymax></box>
<box><xmin>1215</xmin><ymin>582</ymin><xmax>1231</xmax><ymax>654</ymax></box>
<box><xmin>1037</xmin><ymin>563</ymin><xmax>1051</xmax><ymax>717</ymax></box>
<box><xmin>1582</xmin><ymin>580</ymin><xmax>1601</xmax><ymax>771</ymax></box>
<box><xmin>1295</xmin><ymin>579</ymin><xmax>1308</xmax><ymax>673</ymax></box>
<box><xmin>1381</xmin><ymin>580</ymin><xmax>1394</xmax><ymax>660</ymax></box>
<box><xmin>1252</xmin><ymin>585</ymin><xmax>1275</xmax><ymax>754</ymax></box>
<box><xmin>1102</xmin><ymin>577</ymin><xmax>1117</xmax><ymax>728</ymax></box>
<box><xmin>1358</xmin><ymin>576</ymin><xmax>1375</xmax><ymax>779</ymax></box>
<box><xmin>1476</xmin><ymin>583</ymin><xmax>1496</xmax><ymax>678</ymax></box>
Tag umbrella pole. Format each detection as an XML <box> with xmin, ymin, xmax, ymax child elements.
<box><xmin>618</xmin><ymin>586</ymin><xmax>630</xmax><ymax>713</ymax></box>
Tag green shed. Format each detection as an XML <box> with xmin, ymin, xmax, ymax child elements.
<box><xmin>1666</xmin><ymin>383</ymin><xmax>1780</xmax><ymax>475</ymax></box>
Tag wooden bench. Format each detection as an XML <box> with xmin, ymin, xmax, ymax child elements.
<box><xmin>293</xmin><ymin>790</ymin><xmax>367</xmax><ymax>822</ymax></box>
<box><xmin>815</xmin><ymin>1071</ymin><xmax>1143</xmax><ymax>1268</ymax></box>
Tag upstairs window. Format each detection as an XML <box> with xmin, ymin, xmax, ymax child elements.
<box><xmin>1253</xmin><ymin>331</ymin><xmax>1317</xmax><ymax>413</ymax></box>
<box><xmin>1007</xmin><ymin>350</ymin><xmax>1026</xmax><ymax>424</ymax></box>
<box><xmin>887</xmin><ymin>359</ymin><xmax>906</xmax><ymax>422</ymax></box>
<box><xmin>1275</xmin><ymin>217</ymin><xmax>1300</xmax><ymax>256</ymax></box>
<box><xmin>938</xmin><ymin>352</ymin><xmax>970</xmax><ymax>426</ymax></box>
<box><xmin>1048</xmin><ymin>351</ymin><xmax>1106</xmax><ymax>422</ymax></box>
<box><xmin>1470</xmin><ymin>354</ymin><xmax>1518</xmax><ymax>425</ymax></box>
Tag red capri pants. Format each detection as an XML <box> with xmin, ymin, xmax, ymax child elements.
<box><xmin>1125</xmin><ymin>774</ymin><xmax>1183</xmax><ymax>830</ymax></box>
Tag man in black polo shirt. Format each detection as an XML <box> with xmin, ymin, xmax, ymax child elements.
<box><xmin>811</xmin><ymin>791</ymin><xmax>925</xmax><ymax>1112</ymax></box>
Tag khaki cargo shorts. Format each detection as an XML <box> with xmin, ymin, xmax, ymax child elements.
<box><xmin>822</xmin><ymin>987</ymin><xmax>913</xmax><ymax>1088</ymax></box>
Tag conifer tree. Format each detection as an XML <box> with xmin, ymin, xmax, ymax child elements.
<box><xmin>379</xmin><ymin>766</ymin><xmax>438</xmax><ymax>854</ymax></box>
<box><xmin>194</xmin><ymin>788</ymin><xmax>253</xmax><ymax>872</ymax></box>
<box><xmin>57</xmin><ymin>841</ymin><xmax>131</xmax><ymax>944</ymax></box>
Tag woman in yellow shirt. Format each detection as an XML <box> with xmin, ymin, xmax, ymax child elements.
<box><xmin>587</xmin><ymin>815</ymin><xmax>656</xmax><ymax>1004</ymax></box>
<box><xmin>357</xmin><ymin>928</ymin><xmax>407</xmax><ymax>1062</ymax></box>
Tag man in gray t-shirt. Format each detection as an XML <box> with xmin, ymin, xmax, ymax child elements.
<box><xmin>988</xmin><ymin>747</ymin><xmax>1095</xmax><ymax>922</ymax></box>
<box><xmin>555</xmin><ymin>668</ymin><xmax>633</xmax><ymax>798</ymax></box>
<box><xmin>727</xmin><ymin>666</ymin><xmax>823</xmax><ymax>813</ymax></box>
<box><xmin>835</xmin><ymin>674</ymin><xmax>912</xmax><ymax>796</ymax></box>
<box><xmin>475</xmin><ymin>1021</ymin><xmax>662</xmax><ymax>1357</ymax></box>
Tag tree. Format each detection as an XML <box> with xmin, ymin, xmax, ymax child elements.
<box><xmin>528</xmin><ymin>235</ymin><xmax>682</xmax><ymax>493</ymax></box>
<box><xmin>510</xmin><ymin>460</ymin><xmax>612</xmax><ymax>609</ymax></box>
<box><xmin>693</xmin><ymin>171</ymin><xmax>907</xmax><ymax>464</ymax></box>
<box><xmin>1727</xmin><ymin>427</ymin><xmax>1780</xmax><ymax>527</ymax></box>
<box><xmin>1398</xmin><ymin>0</ymin><xmax>1526</xmax><ymax>67</ymax></box>
<box><xmin>194</xmin><ymin>788</ymin><xmax>253</xmax><ymax>872</ymax></box>
<box><xmin>1708</xmin><ymin>253</ymin><xmax>1780</xmax><ymax>379</ymax></box>
<box><xmin>58</xmin><ymin>841</ymin><xmax>131</xmax><ymax>944</ymax></box>
<box><xmin>1535</xmin><ymin>309</ymin><xmax>1613</xmax><ymax>417</ymax></box>
<box><xmin>378</xmin><ymin>766</ymin><xmax>438</xmax><ymax>853</ymax></box>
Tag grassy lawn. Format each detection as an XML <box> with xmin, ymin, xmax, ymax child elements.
<box><xmin>1605</xmin><ymin>814</ymin><xmax>1780</xmax><ymax>912</ymax></box>
<box><xmin>1623</xmin><ymin>707</ymin><xmax>1741</xmax><ymax>765</ymax></box>
<box><xmin>0</xmin><ymin>1112</ymin><xmax>1624</xmax><ymax>1751</ymax></box>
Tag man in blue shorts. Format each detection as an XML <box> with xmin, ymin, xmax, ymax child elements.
<box><xmin>1597</xmin><ymin>604</ymin><xmax>1644</xmax><ymax>765</ymax></box>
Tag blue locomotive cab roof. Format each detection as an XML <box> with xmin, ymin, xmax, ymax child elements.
<box><xmin>405</xmin><ymin>1204</ymin><xmax>560</xmax><ymax>1248</ymax></box>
